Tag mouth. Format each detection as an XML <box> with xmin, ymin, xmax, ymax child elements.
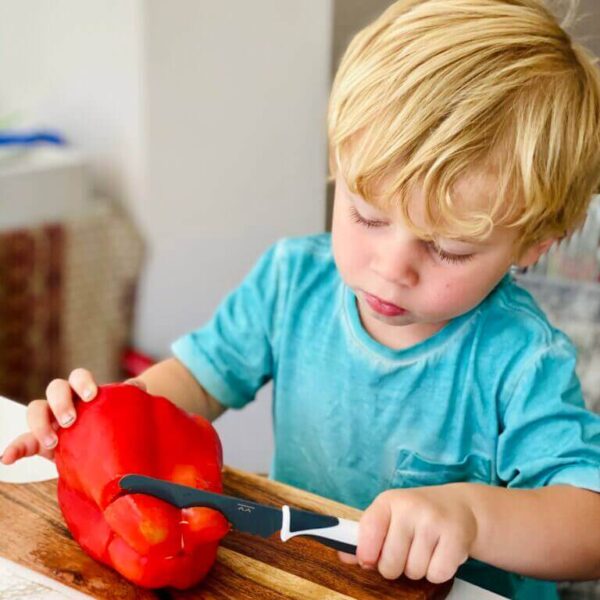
<box><xmin>362</xmin><ymin>292</ymin><xmax>407</xmax><ymax>317</ymax></box>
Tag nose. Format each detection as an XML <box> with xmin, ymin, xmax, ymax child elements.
<box><xmin>371</xmin><ymin>237</ymin><xmax>420</xmax><ymax>288</ymax></box>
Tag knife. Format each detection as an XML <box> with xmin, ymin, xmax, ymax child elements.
<box><xmin>119</xmin><ymin>474</ymin><xmax>358</xmax><ymax>555</ymax></box>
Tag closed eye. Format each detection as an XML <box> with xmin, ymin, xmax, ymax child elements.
<box><xmin>349</xmin><ymin>206</ymin><xmax>387</xmax><ymax>228</ymax></box>
<box><xmin>430</xmin><ymin>243</ymin><xmax>474</xmax><ymax>264</ymax></box>
<box><xmin>349</xmin><ymin>205</ymin><xmax>475</xmax><ymax>263</ymax></box>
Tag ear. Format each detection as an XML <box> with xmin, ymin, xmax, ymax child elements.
<box><xmin>515</xmin><ymin>238</ymin><xmax>556</xmax><ymax>268</ymax></box>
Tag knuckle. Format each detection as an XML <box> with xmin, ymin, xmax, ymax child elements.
<box><xmin>412</xmin><ymin>522</ymin><xmax>435</xmax><ymax>543</ymax></box>
<box><xmin>419</xmin><ymin>504</ymin><xmax>443</xmax><ymax>525</ymax></box>
<box><xmin>360</xmin><ymin>505</ymin><xmax>381</xmax><ymax>530</ymax></box>
<box><xmin>391</xmin><ymin>490</ymin><xmax>419</xmax><ymax>514</ymax></box>
<box><xmin>420</xmin><ymin>517</ymin><xmax>443</xmax><ymax>541</ymax></box>
<box><xmin>371</xmin><ymin>493</ymin><xmax>389</xmax><ymax>513</ymax></box>
<box><xmin>377</xmin><ymin>489</ymin><xmax>392</xmax><ymax>502</ymax></box>
<box><xmin>69</xmin><ymin>367</ymin><xmax>90</xmax><ymax>382</ymax></box>
<box><xmin>45</xmin><ymin>378</ymin><xmax>67</xmax><ymax>397</ymax></box>
<box><xmin>376</xmin><ymin>488</ymin><xmax>400</xmax><ymax>507</ymax></box>
<box><xmin>27</xmin><ymin>399</ymin><xmax>45</xmax><ymax>413</ymax></box>
<box><xmin>26</xmin><ymin>401</ymin><xmax>47</xmax><ymax>426</ymax></box>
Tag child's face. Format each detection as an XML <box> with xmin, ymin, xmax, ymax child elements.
<box><xmin>331</xmin><ymin>173</ymin><xmax>541</xmax><ymax>348</ymax></box>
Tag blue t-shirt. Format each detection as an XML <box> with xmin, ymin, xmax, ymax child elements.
<box><xmin>172</xmin><ymin>234</ymin><xmax>600</xmax><ymax>599</ymax></box>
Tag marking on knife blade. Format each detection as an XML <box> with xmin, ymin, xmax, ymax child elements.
<box><xmin>237</xmin><ymin>503</ymin><xmax>255</xmax><ymax>513</ymax></box>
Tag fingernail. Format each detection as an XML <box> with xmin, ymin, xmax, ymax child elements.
<box><xmin>60</xmin><ymin>413</ymin><xmax>75</xmax><ymax>427</ymax></box>
<box><xmin>82</xmin><ymin>388</ymin><xmax>94</xmax><ymax>401</ymax></box>
<box><xmin>44</xmin><ymin>436</ymin><xmax>58</xmax><ymax>449</ymax></box>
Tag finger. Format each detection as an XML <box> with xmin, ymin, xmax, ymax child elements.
<box><xmin>376</xmin><ymin>512</ymin><xmax>413</xmax><ymax>580</ymax></box>
<box><xmin>426</xmin><ymin>535</ymin><xmax>469</xmax><ymax>584</ymax></box>
<box><xmin>357</xmin><ymin>494</ymin><xmax>392</xmax><ymax>569</ymax></box>
<box><xmin>1</xmin><ymin>433</ymin><xmax>56</xmax><ymax>464</ymax></box>
<box><xmin>337</xmin><ymin>551</ymin><xmax>359</xmax><ymax>565</ymax></box>
<box><xmin>46</xmin><ymin>379</ymin><xmax>78</xmax><ymax>428</ymax></box>
<box><xmin>124</xmin><ymin>378</ymin><xmax>147</xmax><ymax>391</ymax></box>
<box><xmin>67</xmin><ymin>368</ymin><xmax>98</xmax><ymax>402</ymax></box>
<box><xmin>1</xmin><ymin>432</ymin><xmax>42</xmax><ymax>464</ymax></box>
<box><xmin>27</xmin><ymin>399</ymin><xmax>60</xmax><ymax>450</ymax></box>
<box><xmin>403</xmin><ymin>526</ymin><xmax>440</xmax><ymax>581</ymax></box>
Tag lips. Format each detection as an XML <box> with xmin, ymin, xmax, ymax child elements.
<box><xmin>363</xmin><ymin>292</ymin><xmax>407</xmax><ymax>317</ymax></box>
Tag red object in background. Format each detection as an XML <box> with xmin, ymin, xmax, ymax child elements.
<box><xmin>54</xmin><ymin>384</ymin><xmax>230</xmax><ymax>589</ymax></box>
<box><xmin>121</xmin><ymin>347</ymin><xmax>156</xmax><ymax>378</ymax></box>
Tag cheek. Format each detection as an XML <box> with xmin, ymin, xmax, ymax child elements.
<box><xmin>427</xmin><ymin>268</ymin><xmax>500</xmax><ymax>315</ymax></box>
<box><xmin>332</xmin><ymin>222</ymin><xmax>370</xmax><ymax>282</ymax></box>
<box><xmin>428</xmin><ymin>279</ymin><xmax>466</xmax><ymax>313</ymax></box>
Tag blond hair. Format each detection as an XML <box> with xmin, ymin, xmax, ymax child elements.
<box><xmin>328</xmin><ymin>0</ymin><xmax>600</xmax><ymax>256</ymax></box>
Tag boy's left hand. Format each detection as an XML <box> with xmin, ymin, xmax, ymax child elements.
<box><xmin>338</xmin><ymin>485</ymin><xmax>477</xmax><ymax>583</ymax></box>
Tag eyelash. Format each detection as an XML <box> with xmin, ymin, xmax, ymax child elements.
<box><xmin>349</xmin><ymin>207</ymin><xmax>474</xmax><ymax>264</ymax></box>
<box><xmin>433</xmin><ymin>246</ymin><xmax>474</xmax><ymax>264</ymax></box>
<box><xmin>349</xmin><ymin>206</ymin><xmax>385</xmax><ymax>228</ymax></box>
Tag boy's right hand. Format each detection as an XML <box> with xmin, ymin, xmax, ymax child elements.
<box><xmin>0</xmin><ymin>369</ymin><xmax>146</xmax><ymax>465</ymax></box>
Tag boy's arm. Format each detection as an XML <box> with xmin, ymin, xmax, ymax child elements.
<box><xmin>464</xmin><ymin>482</ymin><xmax>600</xmax><ymax>580</ymax></box>
<box><xmin>353</xmin><ymin>482</ymin><xmax>600</xmax><ymax>583</ymax></box>
<box><xmin>135</xmin><ymin>357</ymin><xmax>227</xmax><ymax>422</ymax></box>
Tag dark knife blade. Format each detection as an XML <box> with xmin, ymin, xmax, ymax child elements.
<box><xmin>119</xmin><ymin>473</ymin><xmax>359</xmax><ymax>554</ymax></box>
<box><xmin>119</xmin><ymin>474</ymin><xmax>283</xmax><ymax>538</ymax></box>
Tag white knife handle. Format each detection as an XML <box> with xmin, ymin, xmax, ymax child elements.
<box><xmin>280</xmin><ymin>505</ymin><xmax>358</xmax><ymax>554</ymax></box>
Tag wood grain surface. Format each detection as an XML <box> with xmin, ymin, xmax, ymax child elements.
<box><xmin>0</xmin><ymin>466</ymin><xmax>453</xmax><ymax>599</ymax></box>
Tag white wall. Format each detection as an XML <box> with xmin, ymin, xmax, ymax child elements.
<box><xmin>0</xmin><ymin>0</ymin><xmax>333</xmax><ymax>472</ymax></box>
<box><xmin>139</xmin><ymin>0</ymin><xmax>331</xmax><ymax>351</ymax></box>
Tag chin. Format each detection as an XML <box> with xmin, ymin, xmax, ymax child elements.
<box><xmin>365</xmin><ymin>307</ymin><xmax>417</xmax><ymax>326</ymax></box>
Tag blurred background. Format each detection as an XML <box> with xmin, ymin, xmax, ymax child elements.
<box><xmin>0</xmin><ymin>0</ymin><xmax>403</xmax><ymax>475</ymax></box>
<box><xmin>0</xmin><ymin>0</ymin><xmax>599</xmax><ymax>495</ymax></box>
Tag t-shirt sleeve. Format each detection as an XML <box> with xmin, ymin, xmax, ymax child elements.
<box><xmin>497</xmin><ymin>339</ymin><xmax>600</xmax><ymax>492</ymax></box>
<box><xmin>171</xmin><ymin>242</ymin><xmax>284</xmax><ymax>409</ymax></box>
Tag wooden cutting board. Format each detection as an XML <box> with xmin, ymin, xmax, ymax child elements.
<box><xmin>0</xmin><ymin>466</ymin><xmax>452</xmax><ymax>599</ymax></box>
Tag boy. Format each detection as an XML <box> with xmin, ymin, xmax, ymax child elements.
<box><xmin>3</xmin><ymin>0</ymin><xmax>600</xmax><ymax>597</ymax></box>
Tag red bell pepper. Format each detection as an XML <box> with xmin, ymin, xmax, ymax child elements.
<box><xmin>54</xmin><ymin>383</ymin><xmax>230</xmax><ymax>589</ymax></box>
